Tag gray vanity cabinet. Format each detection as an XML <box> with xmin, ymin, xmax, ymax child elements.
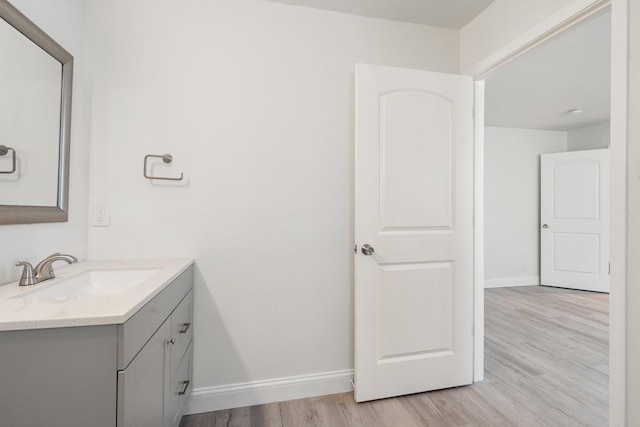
<box><xmin>0</xmin><ymin>265</ymin><xmax>194</xmax><ymax>427</ymax></box>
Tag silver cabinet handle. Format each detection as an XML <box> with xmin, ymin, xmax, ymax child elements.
<box><xmin>542</xmin><ymin>224</ymin><xmax>549</xmax><ymax>229</ymax></box>
<box><xmin>167</xmin><ymin>338</ymin><xmax>175</xmax><ymax>345</ymax></box>
<box><xmin>178</xmin><ymin>380</ymin><xmax>190</xmax><ymax>395</ymax></box>
<box><xmin>361</xmin><ymin>244</ymin><xmax>375</xmax><ymax>256</ymax></box>
<box><xmin>179</xmin><ymin>323</ymin><xmax>191</xmax><ymax>334</ymax></box>
<box><xmin>0</xmin><ymin>145</ymin><xmax>16</xmax><ymax>174</ymax></box>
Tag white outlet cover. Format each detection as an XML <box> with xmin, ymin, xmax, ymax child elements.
<box><xmin>92</xmin><ymin>204</ymin><xmax>110</xmax><ymax>227</ymax></box>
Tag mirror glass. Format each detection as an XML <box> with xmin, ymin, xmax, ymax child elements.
<box><xmin>0</xmin><ymin>0</ymin><xmax>73</xmax><ymax>224</ymax></box>
<box><xmin>0</xmin><ymin>18</ymin><xmax>61</xmax><ymax>206</ymax></box>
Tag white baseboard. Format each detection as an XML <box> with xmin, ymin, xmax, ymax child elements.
<box><xmin>485</xmin><ymin>276</ymin><xmax>540</xmax><ymax>288</ymax></box>
<box><xmin>185</xmin><ymin>369</ymin><xmax>354</xmax><ymax>414</ymax></box>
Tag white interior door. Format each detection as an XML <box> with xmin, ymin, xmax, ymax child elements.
<box><xmin>540</xmin><ymin>149</ymin><xmax>610</xmax><ymax>293</ymax></box>
<box><xmin>355</xmin><ymin>64</ymin><xmax>474</xmax><ymax>402</ymax></box>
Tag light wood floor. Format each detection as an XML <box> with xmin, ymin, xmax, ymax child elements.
<box><xmin>181</xmin><ymin>285</ymin><xmax>609</xmax><ymax>427</ymax></box>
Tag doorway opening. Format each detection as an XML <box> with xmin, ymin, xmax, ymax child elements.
<box><xmin>481</xmin><ymin>4</ymin><xmax>611</xmax><ymax>423</ymax></box>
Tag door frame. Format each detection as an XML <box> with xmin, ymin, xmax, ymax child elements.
<box><xmin>468</xmin><ymin>0</ymin><xmax>626</xmax><ymax>424</ymax></box>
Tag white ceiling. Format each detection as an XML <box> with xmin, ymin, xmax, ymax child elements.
<box><xmin>266</xmin><ymin>0</ymin><xmax>494</xmax><ymax>29</ymax></box>
<box><xmin>484</xmin><ymin>9</ymin><xmax>611</xmax><ymax>131</ymax></box>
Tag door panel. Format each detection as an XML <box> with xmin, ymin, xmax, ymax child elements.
<box><xmin>380</xmin><ymin>91</ymin><xmax>453</xmax><ymax>230</ymax></box>
<box><xmin>355</xmin><ymin>64</ymin><xmax>474</xmax><ymax>402</ymax></box>
<box><xmin>378</xmin><ymin>262</ymin><xmax>453</xmax><ymax>359</ymax></box>
<box><xmin>553</xmin><ymin>160</ymin><xmax>600</xmax><ymax>219</ymax></box>
<box><xmin>540</xmin><ymin>149</ymin><xmax>610</xmax><ymax>292</ymax></box>
<box><xmin>554</xmin><ymin>233</ymin><xmax>600</xmax><ymax>273</ymax></box>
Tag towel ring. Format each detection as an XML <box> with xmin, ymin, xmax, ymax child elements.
<box><xmin>0</xmin><ymin>145</ymin><xmax>16</xmax><ymax>174</ymax></box>
<box><xmin>143</xmin><ymin>153</ymin><xmax>184</xmax><ymax>181</ymax></box>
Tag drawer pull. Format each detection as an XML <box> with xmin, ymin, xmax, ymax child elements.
<box><xmin>178</xmin><ymin>380</ymin><xmax>190</xmax><ymax>395</ymax></box>
<box><xmin>179</xmin><ymin>323</ymin><xmax>191</xmax><ymax>334</ymax></box>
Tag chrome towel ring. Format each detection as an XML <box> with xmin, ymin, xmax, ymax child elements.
<box><xmin>143</xmin><ymin>153</ymin><xmax>184</xmax><ymax>181</ymax></box>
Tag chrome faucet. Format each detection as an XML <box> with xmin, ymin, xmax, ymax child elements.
<box><xmin>15</xmin><ymin>253</ymin><xmax>78</xmax><ymax>286</ymax></box>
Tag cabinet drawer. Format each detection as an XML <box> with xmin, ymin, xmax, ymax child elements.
<box><xmin>170</xmin><ymin>290</ymin><xmax>193</xmax><ymax>375</ymax></box>
<box><xmin>165</xmin><ymin>342</ymin><xmax>193</xmax><ymax>427</ymax></box>
<box><xmin>118</xmin><ymin>266</ymin><xmax>194</xmax><ymax>370</ymax></box>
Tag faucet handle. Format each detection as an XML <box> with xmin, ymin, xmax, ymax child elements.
<box><xmin>15</xmin><ymin>261</ymin><xmax>35</xmax><ymax>286</ymax></box>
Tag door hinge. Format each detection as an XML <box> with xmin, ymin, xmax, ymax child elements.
<box><xmin>354</xmin><ymin>244</ymin><xmax>357</xmax><ymax>254</ymax></box>
<box><xmin>609</xmin><ymin>261</ymin><xmax>611</xmax><ymax>275</ymax></box>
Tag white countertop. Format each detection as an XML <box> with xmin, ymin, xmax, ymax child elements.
<box><xmin>0</xmin><ymin>258</ymin><xmax>193</xmax><ymax>331</ymax></box>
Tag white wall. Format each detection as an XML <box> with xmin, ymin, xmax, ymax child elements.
<box><xmin>0</xmin><ymin>0</ymin><xmax>88</xmax><ymax>285</ymax></box>
<box><xmin>484</xmin><ymin>127</ymin><xmax>567</xmax><ymax>288</ymax></box>
<box><xmin>84</xmin><ymin>0</ymin><xmax>459</xmax><ymax>410</ymax></box>
<box><xmin>567</xmin><ymin>120</ymin><xmax>610</xmax><ymax>151</ymax></box>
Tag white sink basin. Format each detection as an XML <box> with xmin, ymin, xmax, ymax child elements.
<box><xmin>9</xmin><ymin>268</ymin><xmax>160</xmax><ymax>300</ymax></box>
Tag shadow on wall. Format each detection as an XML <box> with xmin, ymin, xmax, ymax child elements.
<box><xmin>191</xmin><ymin>263</ymin><xmax>248</xmax><ymax>391</ymax></box>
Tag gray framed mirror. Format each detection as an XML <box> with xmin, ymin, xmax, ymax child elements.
<box><xmin>0</xmin><ymin>0</ymin><xmax>73</xmax><ymax>224</ymax></box>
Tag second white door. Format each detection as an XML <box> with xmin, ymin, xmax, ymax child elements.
<box><xmin>540</xmin><ymin>149</ymin><xmax>610</xmax><ymax>292</ymax></box>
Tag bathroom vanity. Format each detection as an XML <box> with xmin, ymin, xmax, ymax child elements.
<box><xmin>0</xmin><ymin>259</ymin><xmax>194</xmax><ymax>427</ymax></box>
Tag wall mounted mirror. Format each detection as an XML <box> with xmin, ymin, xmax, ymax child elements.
<box><xmin>0</xmin><ymin>0</ymin><xmax>73</xmax><ymax>224</ymax></box>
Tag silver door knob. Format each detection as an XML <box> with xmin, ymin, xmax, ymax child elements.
<box><xmin>542</xmin><ymin>224</ymin><xmax>549</xmax><ymax>229</ymax></box>
<box><xmin>361</xmin><ymin>244</ymin><xmax>375</xmax><ymax>256</ymax></box>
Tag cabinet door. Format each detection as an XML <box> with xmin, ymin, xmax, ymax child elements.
<box><xmin>165</xmin><ymin>342</ymin><xmax>193</xmax><ymax>427</ymax></box>
<box><xmin>118</xmin><ymin>319</ymin><xmax>170</xmax><ymax>427</ymax></box>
